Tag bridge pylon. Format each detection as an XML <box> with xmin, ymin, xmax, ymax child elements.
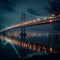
<box><xmin>20</xmin><ymin>12</ymin><xmax>27</xmax><ymax>41</ymax></box>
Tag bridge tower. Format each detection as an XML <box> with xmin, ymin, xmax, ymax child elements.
<box><xmin>20</xmin><ymin>12</ymin><xmax>27</xmax><ymax>41</ymax></box>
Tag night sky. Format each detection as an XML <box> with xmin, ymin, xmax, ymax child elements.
<box><xmin>0</xmin><ymin>0</ymin><xmax>56</xmax><ymax>33</ymax></box>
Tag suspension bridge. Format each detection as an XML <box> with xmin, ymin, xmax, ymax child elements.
<box><xmin>0</xmin><ymin>12</ymin><xmax>60</xmax><ymax>44</ymax></box>
<box><xmin>0</xmin><ymin>12</ymin><xmax>60</xmax><ymax>58</ymax></box>
<box><xmin>0</xmin><ymin>13</ymin><xmax>60</xmax><ymax>32</ymax></box>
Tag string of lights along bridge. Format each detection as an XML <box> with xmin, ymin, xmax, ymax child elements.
<box><xmin>0</xmin><ymin>15</ymin><xmax>60</xmax><ymax>32</ymax></box>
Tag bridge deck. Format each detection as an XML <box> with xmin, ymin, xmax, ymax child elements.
<box><xmin>0</xmin><ymin>17</ymin><xmax>60</xmax><ymax>32</ymax></box>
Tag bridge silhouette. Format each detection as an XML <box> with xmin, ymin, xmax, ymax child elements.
<box><xmin>0</xmin><ymin>13</ymin><xmax>60</xmax><ymax>58</ymax></box>
<box><xmin>0</xmin><ymin>13</ymin><xmax>60</xmax><ymax>32</ymax></box>
<box><xmin>0</xmin><ymin>12</ymin><xmax>60</xmax><ymax>41</ymax></box>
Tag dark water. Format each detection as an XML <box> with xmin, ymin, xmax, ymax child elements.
<box><xmin>0</xmin><ymin>34</ymin><xmax>60</xmax><ymax>59</ymax></box>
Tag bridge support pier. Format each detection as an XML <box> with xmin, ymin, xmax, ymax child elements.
<box><xmin>20</xmin><ymin>12</ymin><xmax>27</xmax><ymax>41</ymax></box>
<box><xmin>20</xmin><ymin>27</ymin><xmax>27</xmax><ymax>41</ymax></box>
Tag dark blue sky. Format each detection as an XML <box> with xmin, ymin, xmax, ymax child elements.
<box><xmin>0</xmin><ymin>0</ymin><xmax>57</xmax><ymax>33</ymax></box>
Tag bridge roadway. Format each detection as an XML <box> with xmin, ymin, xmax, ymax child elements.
<box><xmin>0</xmin><ymin>17</ymin><xmax>60</xmax><ymax>32</ymax></box>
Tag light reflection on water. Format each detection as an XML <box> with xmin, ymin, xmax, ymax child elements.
<box><xmin>2</xmin><ymin>36</ymin><xmax>58</xmax><ymax>56</ymax></box>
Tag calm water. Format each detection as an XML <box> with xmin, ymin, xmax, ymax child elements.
<box><xmin>0</xmin><ymin>34</ymin><xmax>60</xmax><ymax>59</ymax></box>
